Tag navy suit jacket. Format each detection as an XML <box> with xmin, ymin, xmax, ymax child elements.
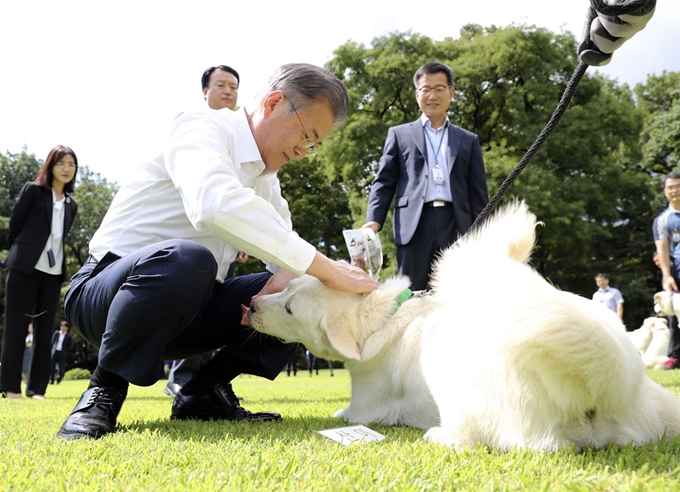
<box><xmin>366</xmin><ymin>119</ymin><xmax>488</xmax><ymax>246</ymax></box>
<box><xmin>3</xmin><ymin>182</ymin><xmax>77</xmax><ymax>281</ymax></box>
<box><xmin>51</xmin><ymin>330</ymin><xmax>72</xmax><ymax>357</ymax></box>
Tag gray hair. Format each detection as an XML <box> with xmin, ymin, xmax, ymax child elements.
<box><xmin>258</xmin><ymin>63</ymin><xmax>350</xmax><ymax>123</ymax></box>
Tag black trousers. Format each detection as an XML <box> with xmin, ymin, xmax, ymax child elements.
<box><xmin>64</xmin><ymin>239</ymin><xmax>297</xmax><ymax>387</ymax></box>
<box><xmin>396</xmin><ymin>204</ymin><xmax>457</xmax><ymax>292</ymax></box>
<box><xmin>50</xmin><ymin>350</ymin><xmax>67</xmax><ymax>383</ymax></box>
<box><xmin>0</xmin><ymin>268</ymin><xmax>61</xmax><ymax>395</ymax></box>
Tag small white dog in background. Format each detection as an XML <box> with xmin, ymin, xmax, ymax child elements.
<box><xmin>641</xmin><ymin>320</ymin><xmax>671</xmax><ymax>370</ymax></box>
<box><xmin>250</xmin><ymin>200</ymin><xmax>680</xmax><ymax>451</ymax></box>
<box><xmin>653</xmin><ymin>290</ymin><xmax>680</xmax><ymax>317</ymax></box>
<box><xmin>627</xmin><ymin>317</ymin><xmax>666</xmax><ymax>356</ymax></box>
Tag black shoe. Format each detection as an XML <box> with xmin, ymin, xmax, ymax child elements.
<box><xmin>56</xmin><ymin>387</ymin><xmax>128</xmax><ymax>440</ymax></box>
<box><xmin>163</xmin><ymin>382</ymin><xmax>181</xmax><ymax>398</ymax></box>
<box><xmin>171</xmin><ymin>382</ymin><xmax>281</xmax><ymax>422</ymax></box>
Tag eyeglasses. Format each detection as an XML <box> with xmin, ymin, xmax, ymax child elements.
<box><xmin>54</xmin><ymin>162</ymin><xmax>77</xmax><ymax>169</ymax></box>
<box><xmin>286</xmin><ymin>94</ymin><xmax>319</xmax><ymax>156</ymax></box>
<box><xmin>416</xmin><ymin>84</ymin><xmax>451</xmax><ymax>95</ymax></box>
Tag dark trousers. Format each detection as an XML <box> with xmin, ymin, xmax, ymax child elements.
<box><xmin>50</xmin><ymin>350</ymin><xmax>67</xmax><ymax>383</ymax></box>
<box><xmin>168</xmin><ymin>353</ymin><xmax>213</xmax><ymax>387</ymax></box>
<box><xmin>64</xmin><ymin>239</ymin><xmax>296</xmax><ymax>387</ymax></box>
<box><xmin>0</xmin><ymin>268</ymin><xmax>61</xmax><ymax>395</ymax></box>
<box><xmin>396</xmin><ymin>204</ymin><xmax>457</xmax><ymax>291</ymax></box>
<box><xmin>666</xmin><ymin>264</ymin><xmax>680</xmax><ymax>359</ymax></box>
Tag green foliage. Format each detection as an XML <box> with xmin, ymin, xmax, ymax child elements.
<box><xmin>63</xmin><ymin>367</ymin><xmax>92</xmax><ymax>380</ymax></box>
<box><xmin>0</xmin><ymin>371</ymin><xmax>679</xmax><ymax>491</ymax></box>
<box><xmin>635</xmin><ymin>71</ymin><xmax>680</xmax><ymax>174</ymax></box>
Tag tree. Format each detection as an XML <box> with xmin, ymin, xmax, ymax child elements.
<box><xmin>635</xmin><ymin>71</ymin><xmax>680</xmax><ymax>175</ymax></box>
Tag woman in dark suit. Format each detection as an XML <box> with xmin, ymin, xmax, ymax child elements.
<box><xmin>1</xmin><ymin>145</ymin><xmax>78</xmax><ymax>399</ymax></box>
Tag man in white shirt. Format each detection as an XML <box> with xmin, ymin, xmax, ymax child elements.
<box><xmin>57</xmin><ymin>63</ymin><xmax>378</xmax><ymax>440</ymax></box>
<box><xmin>592</xmin><ymin>273</ymin><xmax>624</xmax><ymax>320</ymax></box>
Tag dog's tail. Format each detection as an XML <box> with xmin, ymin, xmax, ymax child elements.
<box><xmin>430</xmin><ymin>200</ymin><xmax>539</xmax><ymax>293</ymax></box>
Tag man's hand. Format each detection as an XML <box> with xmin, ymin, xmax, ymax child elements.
<box><xmin>307</xmin><ymin>252</ymin><xmax>379</xmax><ymax>294</ymax></box>
<box><xmin>663</xmin><ymin>275</ymin><xmax>679</xmax><ymax>293</ymax></box>
<box><xmin>577</xmin><ymin>0</ymin><xmax>656</xmax><ymax>66</ymax></box>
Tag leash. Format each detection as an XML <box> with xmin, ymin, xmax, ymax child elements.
<box><xmin>469</xmin><ymin>0</ymin><xmax>655</xmax><ymax>230</ymax></box>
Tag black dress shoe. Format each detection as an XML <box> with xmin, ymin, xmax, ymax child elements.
<box><xmin>56</xmin><ymin>387</ymin><xmax>128</xmax><ymax>440</ymax></box>
<box><xmin>171</xmin><ymin>382</ymin><xmax>281</xmax><ymax>422</ymax></box>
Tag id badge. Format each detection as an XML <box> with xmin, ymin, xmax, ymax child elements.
<box><xmin>433</xmin><ymin>167</ymin><xmax>445</xmax><ymax>185</ymax></box>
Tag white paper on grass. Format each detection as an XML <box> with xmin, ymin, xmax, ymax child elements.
<box><xmin>315</xmin><ymin>425</ymin><xmax>386</xmax><ymax>446</ymax></box>
<box><xmin>342</xmin><ymin>228</ymin><xmax>383</xmax><ymax>280</ymax></box>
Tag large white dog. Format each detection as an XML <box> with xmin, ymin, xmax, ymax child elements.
<box><xmin>249</xmin><ymin>201</ymin><xmax>680</xmax><ymax>451</ymax></box>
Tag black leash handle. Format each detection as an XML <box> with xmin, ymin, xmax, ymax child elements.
<box><xmin>469</xmin><ymin>0</ymin><xmax>655</xmax><ymax>230</ymax></box>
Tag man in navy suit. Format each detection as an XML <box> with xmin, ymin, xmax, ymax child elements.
<box><xmin>50</xmin><ymin>321</ymin><xmax>72</xmax><ymax>384</ymax></box>
<box><xmin>363</xmin><ymin>62</ymin><xmax>488</xmax><ymax>291</ymax></box>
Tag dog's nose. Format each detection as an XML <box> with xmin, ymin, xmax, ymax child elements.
<box><xmin>250</xmin><ymin>300</ymin><xmax>257</xmax><ymax>314</ymax></box>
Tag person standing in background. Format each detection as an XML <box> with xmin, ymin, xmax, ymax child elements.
<box><xmin>164</xmin><ymin>65</ymin><xmax>248</xmax><ymax>399</ymax></box>
<box><xmin>362</xmin><ymin>62</ymin><xmax>488</xmax><ymax>291</ymax></box>
<box><xmin>0</xmin><ymin>145</ymin><xmax>78</xmax><ymax>399</ymax></box>
<box><xmin>50</xmin><ymin>321</ymin><xmax>72</xmax><ymax>384</ymax></box>
<box><xmin>21</xmin><ymin>323</ymin><xmax>34</xmax><ymax>385</ymax></box>
<box><xmin>653</xmin><ymin>171</ymin><xmax>680</xmax><ymax>370</ymax></box>
<box><xmin>592</xmin><ymin>273</ymin><xmax>624</xmax><ymax>320</ymax></box>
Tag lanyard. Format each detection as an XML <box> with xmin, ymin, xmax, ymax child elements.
<box><xmin>423</xmin><ymin>124</ymin><xmax>446</xmax><ymax>164</ymax></box>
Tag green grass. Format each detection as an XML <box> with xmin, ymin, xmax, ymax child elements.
<box><xmin>1</xmin><ymin>369</ymin><xmax>679</xmax><ymax>491</ymax></box>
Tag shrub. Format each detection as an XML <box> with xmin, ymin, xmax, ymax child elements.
<box><xmin>63</xmin><ymin>368</ymin><xmax>92</xmax><ymax>380</ymax></box>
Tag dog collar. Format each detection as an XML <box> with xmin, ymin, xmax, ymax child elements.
<box><xmin>390</xmin><ymin>288</ymin><xmax>413</xmax><ymax>314</ymax></box>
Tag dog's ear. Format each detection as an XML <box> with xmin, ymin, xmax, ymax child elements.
<box><xmin>321</xmin><ymin>314</ymin><xmax>361</xmax><ymax>361</ymax></box>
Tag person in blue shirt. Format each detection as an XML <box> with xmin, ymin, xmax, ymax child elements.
<box><xmin>652</xmin><ymin>171</ymin><xmax>680</xmax><ymax>370</ymax></box>
<box><xmin>592</xmin><ymin>273</ymin><xmax>624</xmax><ymax>320</ymax></box>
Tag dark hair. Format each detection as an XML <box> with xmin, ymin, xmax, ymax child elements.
<box><xmin>260</xmin><ymin>63</ymin><xmax>349</xmax><ymax>123</ymax></box>
<box><xmin>35</xmin><ymin>145</ymin><xmax>78</xmax><ymax>193</ymax></box>
<box><xmin>413</xmin><ymin>62</ymin><xmax>454</xmax><ymax>88</ymax></box>
<box><xmin>201</xmin><ymin>65</ymin><xmax>240</xmax><ymax>90</ymax></box>
<box><xmin>662</xmin><ymin>171</ymin><xmax>680</xmax><ymax>189</ymax></box>
<box><xmin>595</xmin><ymin>273</ymin><xmax>609</xmax><ymax>279</ymax></box>
<box><xmin>60</xmin><ymin>321</ymin><xmax>69</xmax><ymax>328</ymax></box>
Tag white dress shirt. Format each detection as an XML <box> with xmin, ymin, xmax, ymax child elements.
<box><xmin>420</xmin><ymin>114</ymin><xmax>453</xmax><ymax>204</ymax></box>
<box><xmin>89</xmin><ymin>106</ymin><xmax>316</xmax><ymax>282</ymax></box>
<box><xmin>35</xmin><ymin>190</ymin><xmax>65</xmax><ymax>275</ymax></box>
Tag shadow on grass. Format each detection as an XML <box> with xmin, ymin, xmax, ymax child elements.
<box><xmin>121</xmin><ymin>415</ymin><xmax>424</xmax><ymax>445</ymax></box>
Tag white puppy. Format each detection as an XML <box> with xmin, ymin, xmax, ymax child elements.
<box><xmin>250</xmin><ymin>201</ymin><xmax>680</xmax><ymax>451</ymax></box>
<box><xmin>641</xmin><ymin>320</ymin><xmax>671</xmax><ymax>370</ymax></box>
<box><xmin>627</xmin><ymin>317</ymin><xmax>664</xmax><ymax>356</ymax></box>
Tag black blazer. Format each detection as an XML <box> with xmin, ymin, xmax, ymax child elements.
<box><xmin>51</xmin><ymin>330</ymin><xmax>72</xmax><ymax>356</ymax></box>
<box><xmin>3</xmin><ymin>182</ymin><xmax>77</xmax><ymax>280</ymax></box>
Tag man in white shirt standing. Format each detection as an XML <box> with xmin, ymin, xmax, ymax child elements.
<box><xmin>57</xmin><ymin>63</ymin><xmax>378</xmax><ymax>440</ymax></box>
<box><xmin>592</xmin><ymin>273</ymin><xmax>624</xmax><ymax>321</ymax></box>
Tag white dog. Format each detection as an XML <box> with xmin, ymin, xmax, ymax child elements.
<box><xmin>641</xmin><ymin>320</ymin><xmax>671</xmax><ymax>370</ymax></box>
<box><xmin>250</xmin><ymin>201</ymin><xmax>680</xmax><ymax>451</ymax></box>
<box><xmin>627</xmin><ymin>317</ymin><xmax>666</xmax><ymax>356</ymax></box>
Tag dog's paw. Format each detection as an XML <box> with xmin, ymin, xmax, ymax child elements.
<box><xmin>334</xmin><ymin>408</ymin><xmax>348</xmax><ymax>419</ymax></box>
<box><xmin>423</xmin><ymin>426</ymin><xmax>452</xmax><ymax>446</ymax></box>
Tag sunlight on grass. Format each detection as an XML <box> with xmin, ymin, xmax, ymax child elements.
<box><xmin>1</xmin><ymin>369</ymin><xmax>679</xmax><ymax>491</ymax></box>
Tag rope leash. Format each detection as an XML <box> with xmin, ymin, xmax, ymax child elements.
<box><xmin>469</xmin><ymin>0</ymin><xmax>655</xmax><ymax>230</ymax></box>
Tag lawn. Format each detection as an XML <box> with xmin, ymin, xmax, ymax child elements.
<box><xmin>1</xmin><ymin>368</ymin><xmax>679</xmax><ymax>491</ymax></box>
